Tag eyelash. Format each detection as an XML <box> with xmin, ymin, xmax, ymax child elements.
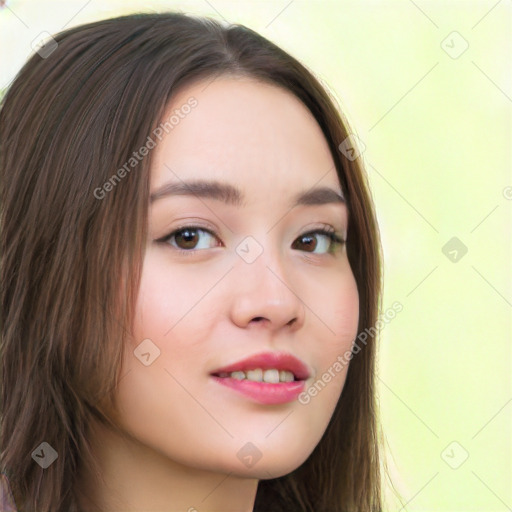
<box><xmin>156</xmin><ymin>224</ymin><xmax>345</xmax><ymax>257</ymax></box>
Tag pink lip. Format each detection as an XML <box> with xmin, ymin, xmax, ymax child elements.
<box><xmin>211</xmin><ymin>377</ymin><xmax>305</xmax><ymax>405</ymax></box>
<box><xmin>211</xmin><ymin>351</ymin><xmax>310</xmax><ymax>380</ymax></box>
<box><xmin>210</xmin><ymin>351</ymin><xmax>310</xmax><ymax>405</ymax></box>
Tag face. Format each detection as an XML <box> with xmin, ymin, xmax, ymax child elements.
<box><xmin>114</xmin><ymin>76</ymin><xmax>359</xmax><ymax>478</ymax></box>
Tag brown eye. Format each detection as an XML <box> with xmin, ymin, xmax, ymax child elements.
<box><xmin>292</xmin><ymin>229</ymin><xmax>344</xmax><ymax>255</ymax></box>
<box><xmin>175</xmin><ymin>228</ymin><xmax>200</xmax><ymax>249</ymax></box>
<box><xmin>293</xmin><ymin>233</ymin><xmax>318</xmax><ymax>252</ymax></box>
<box><xmin>160</xmin><ymin>227</ymin><xmax>219</xmax><ymax>251</ymax></box>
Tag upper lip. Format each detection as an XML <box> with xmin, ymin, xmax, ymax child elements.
<box><xmin>210</xmin><ymin>351</ymin><xmax>310</xmax><ymax>380</ymax></box>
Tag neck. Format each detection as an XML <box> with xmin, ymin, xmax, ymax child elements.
<box><xmin>75</xmin><ymin>419</ymin><xmax>258</xmax><ymax>512</ymax></box>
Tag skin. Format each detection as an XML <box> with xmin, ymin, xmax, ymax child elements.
<box><xmin>78</xmin><ymin>76</ymin><xmax>359</xmax><ymax>512</ymax></box>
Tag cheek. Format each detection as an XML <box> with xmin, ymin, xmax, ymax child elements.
<box><xmin>313</xmin><ymin>265</ymin><xmax>360</xmax><ymax>365</ymax></box>
<box><xmin>111</xmin><ymin>252</ymin><xmax>228</xmax><ymax>470</ymax></box>
<box><xmin>129</xmin><ymin>251</ymin><xmax>217</xmax><ymax>385</ymax></box>
<box><xmin>112</xmin><ymin>249</ymin><xmax>361</xmax><ymax>478</ymax></box>
<box><xmin>133</xmin><ymin>253</ymin><xmax>192</xmax><ymax>339</ymax></box>
<box><xmin>299</xmin><ymin>268</ymin><xmax>359</xmax><ymax>417</ymax></box>
<box><xmin>332</xmin><ymin>271</ymin><xmax>360</xmax><ymax>342</ymax></box>
<box><xmin>131</xmin><ymin>249</ymin><xmax>218</xmax><ymax>346</ymax></box>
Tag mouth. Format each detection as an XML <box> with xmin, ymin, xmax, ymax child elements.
<box><xmin>210</xmin><ymin>351</ymin><xmax>310</xmax><ymax>405</ymax></box>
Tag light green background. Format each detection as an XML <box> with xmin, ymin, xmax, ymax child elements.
<box><xmin>1</xmin><ymin>1</ymin><xmax>510</xmax><ymax>510</ymax></box>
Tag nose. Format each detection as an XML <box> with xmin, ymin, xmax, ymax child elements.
<box><xmin>229</xmin><ymin>247</ymin><xmax>306</xmax><ymax>332</ymax></box>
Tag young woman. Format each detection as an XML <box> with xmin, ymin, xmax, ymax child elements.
<box><xmin>0</xmin><ymin>12</ymin><xmax>385</xmax><ymax>512</ymax></box>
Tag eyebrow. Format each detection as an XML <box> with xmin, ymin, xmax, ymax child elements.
<box><xmin>150</xmin><ymin>179</ymin><xmax>345</xmax><ymax>208</ymax></box>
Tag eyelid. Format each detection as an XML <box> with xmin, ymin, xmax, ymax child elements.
<box><xmin>155</xmin><ymin>221</ymin><xmax>220</xmax><ymax>243</ymax></box>
<box><xmin>156</xmin><ymin>222</ymin><xmax>346</xmax><ymax>257</ymax></box>
<box><xmin>155</xmin><ymin>226</ymin><xmax>221</xmax><ymax>251</ymax></box>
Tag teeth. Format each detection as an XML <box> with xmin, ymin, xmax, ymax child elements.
<box><xmin>279</xmin><ymin>370</ymin><xmax>294</xmax><ymax>382</ymax></box>
<box><xmin>225</xmin><ymin>369</ymin><xmax>295</xmax><ymax>383</ymax></box>
<box><xmin>246</xmin><ymin>369</ymin><xmax>263</xmax><ymax>382</ymax></box>
<box><xmin>263</xmin><ymin>369</ymin><xmax>279</xmax><ymax>383</ymax></box>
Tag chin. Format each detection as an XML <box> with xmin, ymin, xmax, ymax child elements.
<box><xmin>228</xmin><ymin>433</ymin><xmax>319</xmax><ymax>480</ymax></box>
<box><xmin>173</xmin><ymin>433</ymin><xmax>317</xmax><ymax>481</ymax></box>
<box><xmin>232</xmin><ymin>448</ymin><xmax>313</xmax><ymax>480</ymax></box>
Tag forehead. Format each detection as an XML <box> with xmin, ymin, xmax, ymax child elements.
<box><xmin>150</xmin><ymin>76</ymin><xmax>342</xmax><ymax>200</ymax></box>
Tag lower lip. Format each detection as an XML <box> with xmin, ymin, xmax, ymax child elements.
<box><xmin>211</xmin><ymin>376</ymin><xmax>306</xmax><ymax>405</ymax></box>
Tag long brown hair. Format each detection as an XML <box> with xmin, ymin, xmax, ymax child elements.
<box><xmin>1</xmin><ymin>12</ymin><xmax>384</xmax><ymax>511</ymax></box>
